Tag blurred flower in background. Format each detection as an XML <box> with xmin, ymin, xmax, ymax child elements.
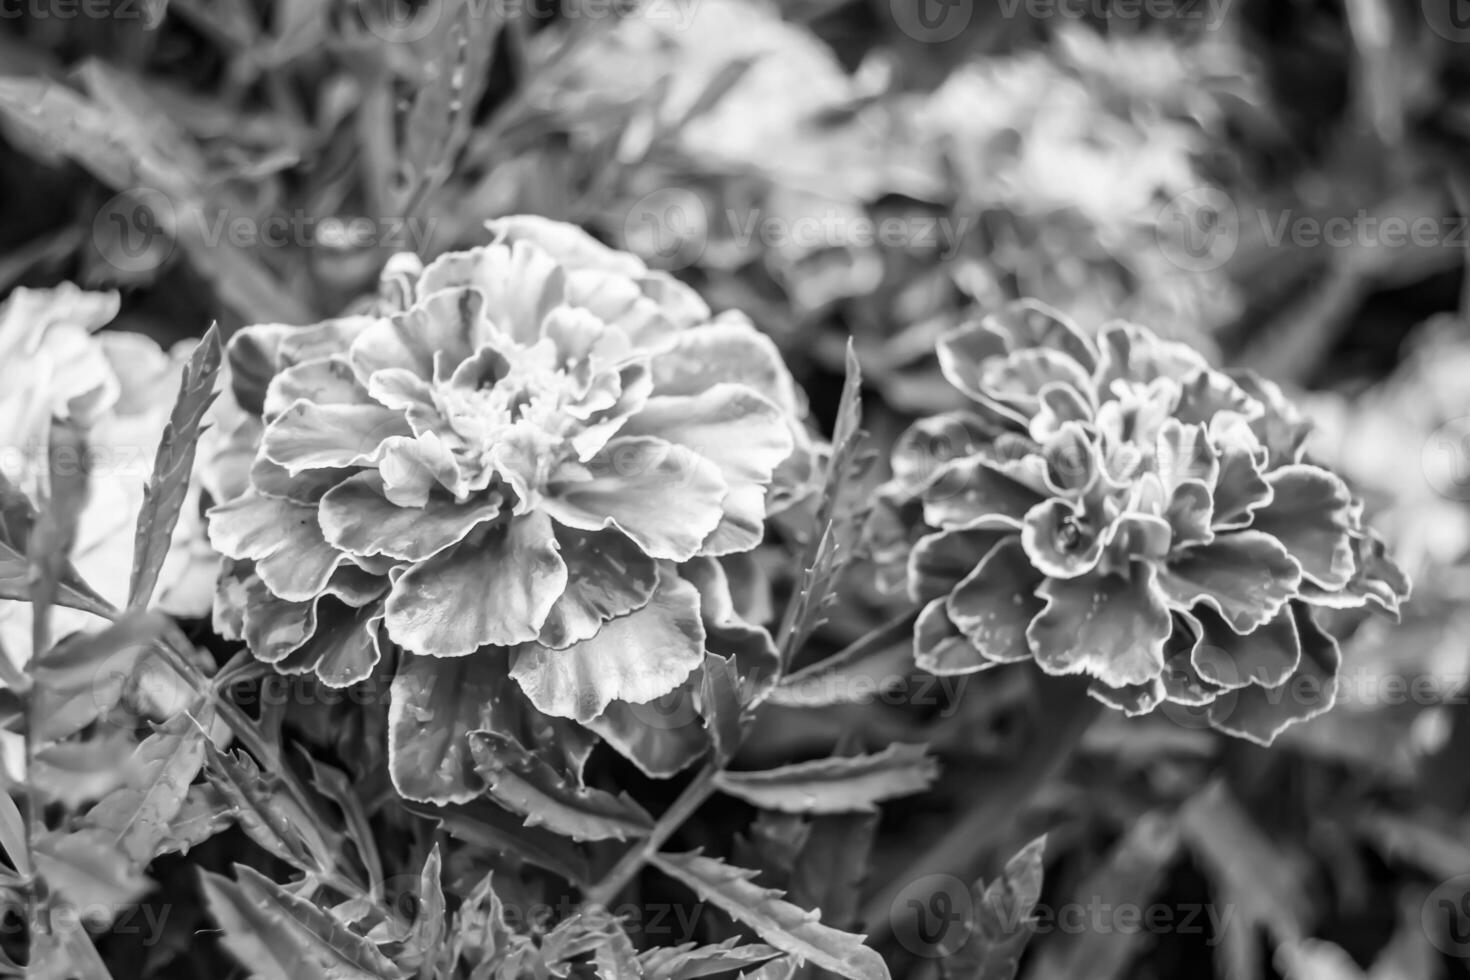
<box><xmin>0</xmin><ymin>285</ymin><xmax>211</xmax><ymax>669</ymax></box>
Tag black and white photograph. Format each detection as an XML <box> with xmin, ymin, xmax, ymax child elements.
<box><xmin>0</xmin><ymin>0</ymin><xmax>1465</xmax><ymax>976</ymax></box>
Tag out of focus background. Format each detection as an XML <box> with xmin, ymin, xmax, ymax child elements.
<box><xmin>5</xmin><ymin>0</ymin><xmax>1470</xmax><ymax>976</ymax></box>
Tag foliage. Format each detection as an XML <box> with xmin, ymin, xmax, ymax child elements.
<box><xmin>0</xmin><ymin>2</ymin><xmax>1465</xmax><ymax>979</ymax></box>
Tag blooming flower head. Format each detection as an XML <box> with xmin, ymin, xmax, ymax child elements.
<box><xmin>206</xmin><ymin>217</ymin><xmax>815</xmax><ymax>797</ymax></box>
<box><xmin>876</xmin><ymin>300</ymin><xmax>1409</xmax><ymax>744</ymax></box>
<box><xmin>0</xmin><ymin>285</ymin><xmax>211</xmax><ymax>667</ymax></box>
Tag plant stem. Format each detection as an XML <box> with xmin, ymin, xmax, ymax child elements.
<box><xmin>860</xmin><ymin>674</ymin><xmax>1101</xmax><ymax>943</ymax></box>
<box><xmin>582</xmin><ymin>605</ymin><xmax>921</xmax><ymax>908</ymax></box>
<box><xmin>583</xmin><ymin>762</ymin><xmax>719</xmax><ymax>908</ymax></box>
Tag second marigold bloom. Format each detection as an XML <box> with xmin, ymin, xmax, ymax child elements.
<box><xmin>877</xmin><ymin>301</ymin><xmax>1409</xmax><ymax>744</ymax></box>
<box><xmin>207</xmin><ymin>217</ymin><xmax>814</xmax><ymax>747</ymax></box>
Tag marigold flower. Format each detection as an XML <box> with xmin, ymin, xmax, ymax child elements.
<box><xmin>875</xmin><ymin>300</ymin><xmax>1409</xmax><ymax>744</ymax></box>
<box><xmin>206</xmin><ymin>217</ymin><xmax>815</xmax><ymax>795</ymax></box>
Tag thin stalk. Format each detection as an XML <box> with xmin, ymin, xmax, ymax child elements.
<box><xmin>860</xmin><ymin>675</ymin><xmax>1101</xmax><ymax>943</ymax></box>
<box><xmin>583</xmin><ymin>763</ymin><xmax>718</xmax><ymax>909</ymax></box>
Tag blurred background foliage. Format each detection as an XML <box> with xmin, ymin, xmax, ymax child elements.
<box><xmin>5</xmin><ymin>0</ymin><xmax>1470</xmax><ymax>977</ymax></box>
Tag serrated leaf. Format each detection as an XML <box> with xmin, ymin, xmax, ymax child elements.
<box><xmin>942</xmin><ymin>835</ymin><xmax>1047</xmax><ymax>980</ymax></box>
<box><xmin>31</xmin><ymin>729</ymin><xmax>137</xmax><ymax>808</ymax></box>
<box><xmin>732</xmin><ymin>813</ymin><xmax>811</xmax><ymax>893</ymax></box>
<box><xmin>738</xmin><ymin>957</ymin><xmax>798</xmax><ymax>980</ymax></box>
<box><xmin>787</xmin><ymin>812</ymin><xmax>879</xmax><ymax>931</ymax></box>
<box><xmin>80</xmin><ymin>705</ymin><xmax>211</xmax><ymax>866</ymax></box>
<box><xmin>407</xmin><ymin>799</ymin><xmax>591</xmax><ymax>888</ymax></box>
<box><xmin>451</xmin><ymin>871</ymin><xmax>513</xmax><ymax>972</ymax></box>
<box><xmin>714</xmin><ymin>744</ymin><xmax>938</xmax><ymax>815</ymax></box>
<box><xmin>27</xmin><ymin>610</ymin><xmax>173</xmax><ymax>741</ymax></box>
<box><xmin>593</xmin><ymin>923</ymin><xmax>644</xmax><ymax>979</ymax></box>
<box><xmin>200</xmin><ymin>870</ymin><xmax>335</xmax><ymax>980</ymax></box>
<box><xmin>0</xmin><ymin>788</ymin><xmax>27</xmax><ymax>876</ymax></box>
<box><xmin>648</xmin><ymin>852</ymin><xmax>888</xmax><ymax>980</ymax></box>
<box><xmin>29</xmin><ymin>418</ymin><xmax>92</xmax><ymax>655</ymax></box>
<box><xmin>203</xmin><ymin>743</ymin><xmax>331</xmax><ymax>875</ymax></box>
<box><xmin>776</xmin><ymin>340</ymin><xmax>876</xmax><ymax>666</ymax></box>
<box><xmin>468</xmin><ymin>731</ymin><xmax>654</xmax><ymax>842</ymax></box>
<box><xmin>0</xmin><ymin>471</ymin><xmax>113</xmax><ymax>622</ymax></box>
<box><xmin>638</xmin><ymin>938</ymin><xmax>782</xmax><ymax>980</ymax></box>
<box><xmin>156</xmin><ymin>783</ymin><xmax>234</xmax><ymax>857</ymax></box>
<box><xmin>406</xmin><ymin>844</ymin><xmax>447</xmax><ymax>974</ymax></box>
<box><xmin>28</xmin><ymin>914</ymin><xmax>115</xmax><ymax>980</ymax></box>
<box><xmin>701</xmin><ymin>652</ymin><xmax>744</xmax><ymax>763</ymax></box>
<box><xmin>230</xmin><ymin>865</ymin><xmax>406</xmax><ymax>980</ymax></box>
<box><xmin>1179</xmin><ymin>782</ymin><xmax>1309</xmax><ymax>947</ymax></box>
<box><xmin>128</xmin><ymin>323</ymin><xmax>222</xmax><ymax>609</ymax></box>
<box><xmin>299</xmin><ymin>751</ymin><xmax>385</xmax><ymax>895</ymax></box>
<box><xmin>33</xmin><ymin>829</ymin><xmax>152</xmax><ymax>921</ymax></box>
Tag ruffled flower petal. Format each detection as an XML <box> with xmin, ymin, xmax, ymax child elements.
<box><xmin>263</xmin><ymin>357</ymin><xmax>362</xmax><ymax>419</ymax></box>
<box><xmin>1027</xmin><ymin>562</ymin><xmax>1172</xmax><ymax>687</ymax></box>
<box><xmin>348</xmin><ymin>287</ymin><xmax>481</xmax><ymax>381</ymax></box>
<box><xmin>923</xmin><ymin>456</ymin><xmax>1047</xmax><ymax>529</ymax></box>
<box><xmin>510</xmin><ymin>568</ymin><xmax>705</xmax><ymax>722</ymax></box>
<box><xmin>383</xmin><ymin>512</ymin><xmax>568</xmax><ymax>656</ymax></box>
<box><xmin>908</xmin><ymin>527</ymin><xmax>1009</xmax><ymax>604</ymax></box>
<box><xmin>1186</xmin><ymin>604</ymin><xmax>1300</xmax><ymax>689</ymax></box>
<box><xmin>1249</xmin><ymin>464</ymin><xmax>1355</xmax><ymax>590</ymax></box>
<box><xmin>914</xmin><ymin>597</ymin><xmax>994</xmax><ymax>675</ymax></box>
<box><xmin>537</xmin><ymin>526</ymin><xmax>658</xmax><ymax>649</ymax></box>
<box><xmin>542</xmin><ymin>436</ymin><xmax>727</xmax><ymax>562</ymax></box>
<box><xmin>648</xmin><ymin>322</ymin><xmax>801</xmax><ymax>414</ymax></box>
<box><xmin>261</xmin><ymin>402</ymin><xmax>411</xmax><ymax>475</ymax></box>
<box><xmin>621</xmin><ymin>385</ymin><xmax>793</xmax><ymax>555</ymax></box>
<box><xmin>584</xmin><ymin>696</ymin><xmax>708</xmax><ymax>779</ymax></box>
<box><xmin>1207</xmin><ymin>604</ymin><xmax>1340</xmax><ymax>746</ymax></box>
<box><xmin>946</xmin><ymin>536</ymin><xmax>1046</xmax><ymax>663</ymax></box>
<box><xmin>318</xmin><ymin>471</ymin><xmax>502</xmax><ymax>561</ymax></box>
<box><xmin>207</xmin><ymin>492</ymin><xmax>346</xmax><ymax>602</ymax></box>
<box><xmin>278</xmin><ymin>599</ymin><xmax>384</xmax><ymax>688</ymax></box>
<box><xmin>1158</xmin><ymin>530</ymin><xmax>1301</xmax><ymax>633</ymax></box>
<box><xmin>388</xmin><ymin>652</ymin><xmax>517</xmax><ymax>804</ymax></box>
<box><xmin>488</xmin><ymin>215</ymin><xmax>647</xmax><ymax>278</ymax></box>
<box><xmin>1021</xmin><ymin>498</ymin><xmax>1110</xmax><ymax>579</ymax></box>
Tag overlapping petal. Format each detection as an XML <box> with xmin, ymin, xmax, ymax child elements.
<box><xmin>207</xmin><ymin>218</ymin><xmax>813</xmax><ymax>787</ymax></box>
<box><xmin>876</xmin><ymin>299</ymin><xmax>1407</xmax><ymax>745</ymax></box>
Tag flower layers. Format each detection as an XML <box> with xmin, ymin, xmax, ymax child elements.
<box><xmin>874</xmin><ymin>300</ymin><xmax>1409</xmax><ymax>744</ymax></box>
<box><xmin>206</xmin><ymin>216</ymin><xmax>815</xmax><ymax>799</ymax></box>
